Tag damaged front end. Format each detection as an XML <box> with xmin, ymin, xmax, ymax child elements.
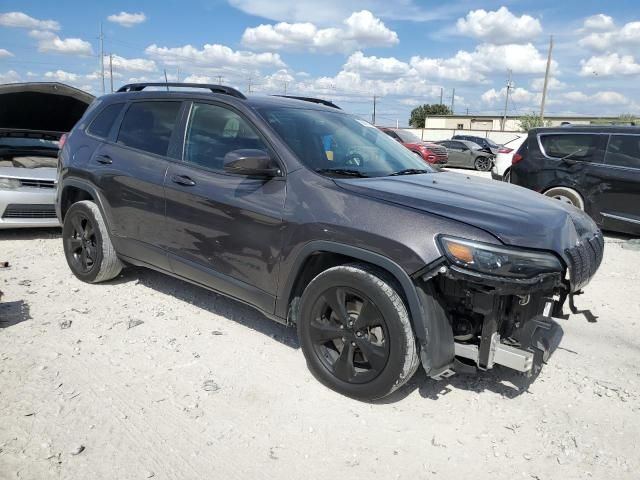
<box><xmin>416</xmin><ymin>232</ymin><xmax>604</xmax><ymax>379</ymax></box>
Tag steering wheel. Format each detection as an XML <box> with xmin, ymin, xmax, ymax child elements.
<box><xmin>344</xmin><ymin>152</ymin><xmax>364</xmax><ymax>167</ymax></box>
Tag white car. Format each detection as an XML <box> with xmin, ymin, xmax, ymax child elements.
<box><xmin>491</xmin><ymin>135</ymin><xmax>526</xmax><ymax>182</ymax></box>
<box><xmin>0</xmin><ymin>82</ymin><xmax>93</xmax><ymax>228</ymax></box>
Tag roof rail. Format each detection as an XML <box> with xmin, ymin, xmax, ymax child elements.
<box><xmin>116</xmin><ymin>82</ymin><xmax>246</xmax><ymax>100</ymax></box>
<box><xmin>272</xmin><ymin>95</ymin><xmax>341</xmax><ymax>109</ymax></box>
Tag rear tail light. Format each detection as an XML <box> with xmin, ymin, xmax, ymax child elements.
<box><xmin>498</xmin><ymin>147</ymin><xmax>513</xmax><ymax>154</ymax></box>
<box><xmin>512</xmin><ymin>153</ymin><xmax>523</xmax><ymax>165</ymax></box>
<box><xmin>59</xmin><ymin>133</ymin><xmax>67</xmax><ymax>149</ymax></box>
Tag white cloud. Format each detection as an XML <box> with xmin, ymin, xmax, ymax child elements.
<box><xmin>562</xmin><ymin>90</ymin><xmax>627</xmax><ymax>105</ymax></box>
<box><xmin>580</xmin><ymin>53</ymin><xmax>640</xmax><ymax>76</ymax></box>
<box><xmin>481</xmin><ymin>86</ymin><xmax>540</xmax><ymax>106</ymax></box>
<box><xmin>29</xmin><ymin>30</ymin><xmax>93</xmax><ymax>56</ymax></box>
<box><xmin>241</xmin><ymin>10</ymin><xmax>398</xmax><ymax>53</ymax></box>
<box><xmin>343</xmin><ymin>51</ymin><xmax>410</xmax><ymax>77</ymax></box>
<box><xmin>228</xmin><ymin>0</ymin><xmax>457</xmax><ymax>24</ymax></box>
<box><xmin>0</xmin><ymin>48</ymin><xmax>13</xmax><ymax>58</ymax></box>
<box><xmin>145</xmin><ymin>43</ymin><xmax>285</xmax><ymax>71</ymax></box>
<box><xmin>456</xmin><ymin>7</ymin><xmax>542</xmax><ymax>45</ymax></box>
<box><xmin>0</xmin><ymin>11</ymin><xmax>59</xmax><ymax>30</ymax></box>
<box><xmin>0</xmin><ymin>70</ymin><xmax>20</xmax><ymax>83</ymax></box>
<box><xmin>105</xmin><ymin>54</ymin><xmax>157</xmax><ymax>73</ymax></box>
<box><xmin>578</xmin><ymin>21</ymin><xmax>640</xmax><ymax>52</ymax></box>
<box><xmin>530</xmin><ymin>77</ymin><xmax>566</xmax><ymax>91</ymax></box>
<box><xmin>410</xmin><ymin>43</ymin><xmax>556</xmax><ymax>82</ymax></box>
<box><xmin>581</xmin><ymin>14</ymin><xmax>615</xmax><ymax>32</ymax></box>
<box><xmin>107</xmin><ymin>11</ymin><xmax>146</xmax><ymax>27</ymax></box>
<box><xmin>44</xmin><ymin>70</ymin><xmax>79</xmax><ymax>82</ymax></box>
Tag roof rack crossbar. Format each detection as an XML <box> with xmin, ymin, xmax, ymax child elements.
<box><xmin>117</xmin><ymin>82</ymin><xmax>246</xmax><ymax>99</ymax></box>
<box><xmin>272</xmin><ymin>95</ymin><xmax>341</xmax><ymax>109</ymax></box>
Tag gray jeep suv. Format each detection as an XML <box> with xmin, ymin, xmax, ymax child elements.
<box><xmin>57</xmin><ymin>83</ymin><xmax>603</xmax><ymax>400</ymax></box>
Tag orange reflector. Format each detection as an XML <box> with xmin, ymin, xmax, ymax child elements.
<box><xmin>446</xmin><ymin>242</ymin><xmax>474</xmax><ymax>263</ymax></box>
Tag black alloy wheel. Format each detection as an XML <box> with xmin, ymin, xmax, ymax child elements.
<box><xmin>66</xmin><ymin>213</ymin><xmax>98</xmax><ymax>274</ymax></box>
<box><xmin>308</xmin><ymin>286</ymin><xmax>389</xmax><ymax>384</ymax></box>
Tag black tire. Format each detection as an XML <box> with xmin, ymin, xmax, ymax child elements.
<box><xmin>474</xmin><ymin>156</ymin><xmax>492</xmax><ymax>171</ymax></box>
<box><xmin>62</xmin><ymin>200</ymin><xmax>122</xmax><ymax>283</ymax></box>
<box><xmin>297</xmin><ymin>264</ymin><xmax>420</xmax><ymax>400</ymax></box>
<box><xmin>503</xmin><ymin>169</ymin><xmax>511</xmax><ymax>183</ymax></box>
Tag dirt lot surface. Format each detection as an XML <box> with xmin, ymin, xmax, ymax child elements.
<box><xmin>1</xmin><ymin>226</ymin><xmax>639</xmax><ymax>480</ymax></box>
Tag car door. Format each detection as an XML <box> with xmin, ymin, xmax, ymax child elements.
<box><xmin>596</xmin><ymin>133</ymin><xmax>640</xmax><ymax>234</ymax></box>
<box><xmin>163</xmin><ymin>101</ymin><xmax>286</xmax><ymax>314</ymax></box>
<box><xmin>446</xmin><ymin>141</ymin><xmax>469</xmax><ymax>167</ymax></box>
<box><xmin>88</xmin><ymin>100</ymin><xmax>183</xmax><ymax>269</ymax></box>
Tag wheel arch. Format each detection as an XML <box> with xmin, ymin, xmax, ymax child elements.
<box><xmin>277</xmin><ymin>241</ymin><xmax>427</xmax><ymax>339</ymax></box>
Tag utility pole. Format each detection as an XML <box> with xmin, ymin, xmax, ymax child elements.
<box><xmin>372</xmin><ymin>94</ymin><xmax>377</xmax><ymax>125</ymax></box>
<box><xmin>450</xmin><ymin>88</ymin><xmax>455</xmax><ymax>115</ymax></box>
<box><xmin>109</xmin><ymin>53</ymin><xmax>113</xmax><ymax>93</ymax></box>
<box><xmin>247</xmin><ymin>77</ymin><xmax>252</xmax><ymax>93</ymax></box>
<box><xmin>501</xmin><ymin>69</ymin><xmax>513</xmax><ymax>131</ymax></box>
<box><xmin>540</xmin><ymin>35</ymin><xmax>554</xmax><ymax>122</ymax></box>
<box><xmin>440</xmin><ymin>87</ymin><xmax>444</xmax><ymax>105</ymax></box>
<box><xmin>99</xmin><ymin>23</ymin><xmax>105</xmax><ymax>94</ymax></box>
<box><xmin>283</xmin><ymin>80</ymin><xmax>288</xmax><ymax>95</ymax></box>
<box><xmin>163</xmin><ymin>69</ymin><xmax>169</xmax><ymax>90</ymax></box>
<box><xmin>217</xmin><ymin>75</ymin><xmax>222</xmax><ymax>84</ymax></box>
<box><xmin>176</xmin><ymin>67</ymin><xmax>180</xmax><ymax>83</ymax></box>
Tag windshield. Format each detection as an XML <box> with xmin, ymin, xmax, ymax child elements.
<box><xmin>257</xmin><ymin>107</ymin><xmax>434</xmax><ymax>178</ymax></box>
<box><xmin>485</xmin><ymin>138</ymin><xmax>499</xmax><ymax>148</ymax></box>
<box><xmin>0</xmin><ymin>137</ymin><xmax>59</xmax><ymax>151</ymax></box>
<box><xmin>395</xmin><ymin>130</ymin><xmax>422</xmax><ymax>143</ymax></box>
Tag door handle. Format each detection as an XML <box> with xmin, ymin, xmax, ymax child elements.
<box><xmin>171</xmin><ymin>175</ymin><xmax>196</xmax><ymax>186</ymax></box>
<box><xmin>96</xmin><ymin>155</ymin><xmax>112</xmax><ymax>164</ymax></box>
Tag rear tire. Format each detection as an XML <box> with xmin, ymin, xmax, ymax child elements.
<box><xmin>62</xmin><ymin>200</ymin><xmax>122</xmax><ymax>283</ymax></box>
<box><xmin>297</xmin><ymin>264</ymin><xmax>419</xmax><ymax>400</ymax></box>
<box><xmin>543</xmin><ymin>187</ymin><xmax>585</xmax><ymax>210</ymax></box>
<box><xmin>503</xmin><ymin>169</ymin><xmax>511</xmax><ymax>183</ymax></box>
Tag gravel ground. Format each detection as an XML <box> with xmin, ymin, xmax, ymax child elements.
<box><xmin>1</xmin><ymin>223</ymin><xmax>639</xmax><ymax>480</ymax></box>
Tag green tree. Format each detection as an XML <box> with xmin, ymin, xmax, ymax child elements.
<box><xmin>518</xmin><ymin>112</ymin><xmax>551</xmax><ymax>132</ymax></box>
<box><xmin>617</xmin><ymin>113</ymin><xmax>638</xmax><ymax>125</ymax></box>
<box><xmin>409</xmin><ymin>104</ymin><xmax>452</xmax><ymax>128</ymax></box>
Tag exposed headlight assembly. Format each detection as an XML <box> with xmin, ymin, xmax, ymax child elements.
<box><xmin>439</xmin><ymin>236</ymin><xmax>563</xmax><ymax>279</ymax></box>
<box><xmin>0</xmin><ymin>178</ymin><xmax>21</xmax><ymax>189</ymax></box>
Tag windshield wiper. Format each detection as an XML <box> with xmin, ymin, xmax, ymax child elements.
<box><xmin>389</xmin><ymin>168</ymin><xmax>431</xmax><ymax>176</ymax></box>
<box><xmin>316</xmin><ymin>168</ymin><xmax>369</xmax><ymax>178</ymax></box>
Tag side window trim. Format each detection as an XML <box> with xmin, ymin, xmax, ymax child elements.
<box><xmin>179</xmin><ymin>100</ymin><xmax>286</xmax><ymax>176</ymax></box>
<box><xmin>85</xmin><ymin>102</ymin><xmax>125</xmax><ymax>140</ymax></box>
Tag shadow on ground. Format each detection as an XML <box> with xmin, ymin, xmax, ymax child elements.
<box><xmin>0</xmin><ymin>300</ymin><xmax>32</xmax><ymax>328</ymax></box>
<box><xmin>110</xmin><ymin>266</ymin><xmax>299</xmax><ymax>349</ymax></box>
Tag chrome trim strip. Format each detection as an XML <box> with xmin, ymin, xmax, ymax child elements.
<box><xmin>601</xmin><ymin>212</ymin><xmax>640</xmax><ymax>225</ymax></box>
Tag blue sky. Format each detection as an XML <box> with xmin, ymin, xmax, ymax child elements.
<box><xmin>1</xmin><ymin>0</ymin><xmax>639</xmax><ymax>126</ymax></box>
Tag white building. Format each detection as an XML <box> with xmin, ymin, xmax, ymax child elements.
<box><xmin>423</xmin><ymin>114</ymin><xmax>624</xmax><ymax>132</ymax></box>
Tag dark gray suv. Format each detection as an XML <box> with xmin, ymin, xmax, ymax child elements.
<box><xmin>56</xmin><ymin>83</ymin><xmax>604</xmax><ymax>400</ymax></box>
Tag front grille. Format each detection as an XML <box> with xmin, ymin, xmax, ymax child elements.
<box><xmin>19</xmin><ymin>179</ymin><xmax>56</xmax><ymax>189</ymax></box>
<box><xmin>2</xmin><ymin>204</ymin><xmax>57</xmax><ymax>219</ymax></box>
<box><xmin>565</xmin><ymin>232</ymin><xmax>604</xmax><ymax>290</ymax></box>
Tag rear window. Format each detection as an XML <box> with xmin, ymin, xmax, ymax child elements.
<box><xmin>117</xmin><ymin>101</ymin><xmax>181</xmax><ymax>156</ymax></box>
<box><xmin>87</xmin><ymin>103</ymin><xmax>124</xmax><ymax>139</ymax></box>
<box><xmin>605</xmin><ymin>134</ymin><xmax>640</xmax><ymax>170</ymax></box>
<box><xmin>539</xmin><ymin>134</ymin><xmax>601</xmax><ymax>162</ymax></box>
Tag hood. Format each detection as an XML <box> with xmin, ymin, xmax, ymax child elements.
<box><xmin>0</xmin><ymin>165</ymin><xmax>56</xmax><ymax>181</ymax></box>
<box><xmin>335</xmin><ymin>171</ymin><xmax>591</xmax><ymax>254</ymax></box>
<box><xmin>0</xmin><ymin>82</ymin><xmax>94</xmax><ymax>133</ymax></box>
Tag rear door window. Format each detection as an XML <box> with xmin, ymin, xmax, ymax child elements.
<box><xmin>605</xmin><ymin>135</ymin><xmax>640</xmax><ymax>170</ymax></box>
<box><xmin>117</xmin><ymin>101</ymin><xmax>182</xmax><ymax>156</ymax></box>
<box><xmin>539</xmin><ymin>134</ymin><xmax>602</xmax><ymax>162</ymax></box>
<box><xmin>87</xmin><ymin>103</ymin><xmax>124</xmax><ymax>139</ymax></box>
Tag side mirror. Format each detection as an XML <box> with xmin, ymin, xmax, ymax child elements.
<box><xmin>223</xmin><ymin>149</ymin><xmax>281</xmax><ymax>177</ymax></box>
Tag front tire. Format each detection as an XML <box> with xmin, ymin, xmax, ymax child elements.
<box><xmin>62</xmin><ymin>200</ymin><xmax>122</xmax><ymax>283</ymax></box>
<box><xmin>474</xmin><ymin>156</ymin><xmax>492</xmax><ymax>171</ymax></box>
<box><xmin>297</xmin><ymin>264</ymin><xmax>419</xmax><ymax>400</ymax></box>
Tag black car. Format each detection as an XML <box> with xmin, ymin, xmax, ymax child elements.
<box><xmin>57</xmin><ymin>83</ymin><xmax>603</xmax><ymax>400</ymax></box>
<box><xmin>511</xmin><ymin>126</ymin><xmax>640</xmax><ymax>236</ymax></box>
<box><xmin>452</xmin><ymin>134</ymin><xmax>501</xmax><ymax>155</ymax></box>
